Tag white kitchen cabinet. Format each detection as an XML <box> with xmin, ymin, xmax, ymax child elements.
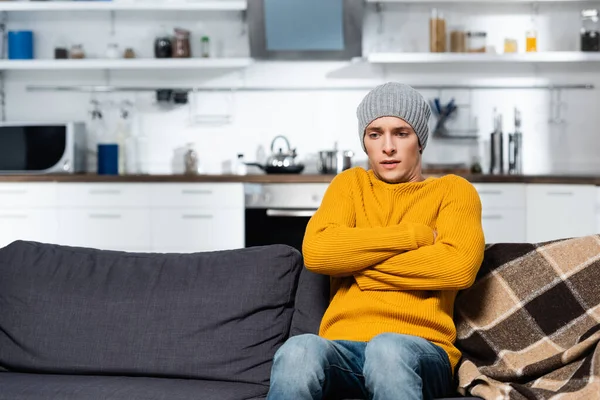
<box><xmin>0</xmin><ymin>183</ymin><xmax>59</xmax><ymax>247</ymax></box>
<box><xmin>150</xmin><ymin>183</ymin><xmax>244</xmax><ymax>252</ymax></box>
<box><xmin>473</xmin><ymin>184</ymin><xmax>526</xmax><ymax>243</ymax></box>
<box><xmin>526</xmin><ymin>184</ymin><xmax>596</xmax><ymax>243</ymax></box>
<box><xmin>58</xmin><ymin>183</ymin><xmax>150</xmax><ymax>208</ymax></box>
<box><xmin>0</xmin><ymin>209</ymin><xmax>58</xmax><ymax>247</ymax></box>
<box><xmin>150</xmin><ymin>183</ymin><xmax>244</xmax><ymax>209</ymax></box>
<box><xmin>150</xmin><ymin>208</ymin><xmax>244</xmax><ymax>252</ymax></box>
<box><xmin>57</xmin><ymin>209</ymin><xmax>152</xmax><ymax>252</ymax></box>
<box><xmin>0</xmin><ymin>183</ymin><xmax>57</xmax><ymax>208</ymax></box>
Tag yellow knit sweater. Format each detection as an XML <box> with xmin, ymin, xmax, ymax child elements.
<box><xmin>302</xmin><ymin>167</ymin><xmax>485</xmax><ymax>372</ymax></box>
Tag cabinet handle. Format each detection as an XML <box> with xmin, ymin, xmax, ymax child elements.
<box><xmin>181</xmin><ymin>189</ymin><xmax>213</xmax><ymax>195</ymax></box>
<box><xmin>267</xmin><ymin>209</ymin><xmax>316</xmax><ymax>218</ymax></box>
<box><xmin>477</xmin><ymin>190</ymin><xmax>503</xmax><ymax>195</ymax></box>
<box><xmin>546</xmin><ymin>191</ymin><xmax>574</xmax><ymax>196</ymax></box>
<box><xmin>182</xmin><ymin>214</ymin><xmax>213</xmax><ymax>219</ymax></box>
<box><xmin>89</xmin><ymin>189</ymin><xmax>122</xmax><ymax>195</ymax></box>
<box><xmin>0</xmin><ymin>189</ymin><xmax>28</xmax><ymax>195</ymax></box>
<box><xmin>482</xmin><ymin>215</ymin><xmax>504</xmax><ymax>220</ymax></box>
<box><xmin>88</xmin><ymin>214</ymin><xmax>122</xmax><ymax>219</ymax></box>
<box><xmin>0</xmin><ymin>214</ymin><xmax>28</xmax><ymax>219</ymax></box>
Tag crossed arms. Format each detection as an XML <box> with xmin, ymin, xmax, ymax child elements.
<box><xmin>302</xmin><ymin>176</ymin><xmax>485</xmax><ymax>291</ymax></box>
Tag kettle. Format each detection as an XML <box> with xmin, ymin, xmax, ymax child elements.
<box><xmin>246</xmin><ymin>135</ymin><xmax>305</xmax><ymax>174</ymax></box>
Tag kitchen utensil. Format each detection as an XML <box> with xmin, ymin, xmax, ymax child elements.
<box><xmin>245</xmin><ymin>135</ymin><xmax>305</xmax><ymax>174</ymax></box>
<box><xmin>508</xmin><ymin>108</ymin><xmax>523</xmax><ymax>175</ymax></box>
<box><xmin>317</xmin><ymin>147</ymin><xmax>354</xmax><ymax>174</ymax></box>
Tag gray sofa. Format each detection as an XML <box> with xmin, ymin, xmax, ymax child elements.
<box><xmin>0</xmin><ymin>240</ymin><xmax>472</xmax><ymax>400</ymax></box>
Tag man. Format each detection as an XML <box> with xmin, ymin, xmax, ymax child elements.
<box><xmin>266</xmin><ymin>82</ymin><xmax>485</xmax><ymax>400</ymax></box>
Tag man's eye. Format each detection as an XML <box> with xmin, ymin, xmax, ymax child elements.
<box><xmin>368</xmin><ymin>133</ymin><xmax>380</xmax><ymax>139</ymax></box>
<box><xmin>396</xmin><ymin>132</ymin><xmax>408</xmax><ymax>137</ymax></box>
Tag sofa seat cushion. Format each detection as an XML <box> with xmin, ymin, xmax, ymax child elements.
<box><xmin>0</xmin><ymin>372</ymin><xmax>268</xmax><ymax>400</ymax></box>
<box><xmin>0</xmin><ymin>241</ymin><xmax>303</xmax><ymax>386</ymax></box>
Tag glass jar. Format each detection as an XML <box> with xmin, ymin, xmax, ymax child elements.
<box><xmin>581</xmin><ymin>9</ymin><xmax>600</xmax><ymax>52</ymax></box>
<box><xmin>467</xmin><ymin>31</ymin><xmax>486</xmax><ymax>53</ymax></box>
<box><xmin>201</xmin><ymin>35</ymin><xmax>210</xmax><ymax>58</ymax></box>
<box><xmin>70</xmin><ymin>44</ymin><xmax>85</xmax><ymax>59</ymax></box>
<box><xmin>154</xmin><ymin>27</ymin><xmax>173</xmax><ymax>58</ymax></box>
<box><xmin>526</xmin><ymin>30</ymin><xmax>537</xmax><ymax>52</ymax></box>
<box><xmin>105</xmin><ymin>43</ymin><xmax>120</xmax><ymax>59</ymax></box>
<box><xmin>173</xmin><ymin>28</ymin><xmax>191</xmax><ymax>58</ymax></box>
<box><xmin>429</xmin><ymin>9</ymin><xmax>447</xmax><ymax>53</ymax></box>
<box><xmin>450</xmin><ymin>29</ymin><xmax>466</xmax><ymax>53</ymax></box>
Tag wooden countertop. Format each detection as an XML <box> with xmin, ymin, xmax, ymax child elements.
<box><xmin>0</xmin><ymin>172</ymin><xmax>600</xmax><ymax>185</ymax></box>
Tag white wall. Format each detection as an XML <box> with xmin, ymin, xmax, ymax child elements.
<box><xmin>4</xmin><ymin>2</ymin><xmax>600</xmax><ymax>175</ymax></box>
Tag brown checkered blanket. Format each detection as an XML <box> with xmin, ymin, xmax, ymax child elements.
<box><xmin>454</xmin><ymin>235</ymin><xmax>600</xmax><ymax>400</ymax></box>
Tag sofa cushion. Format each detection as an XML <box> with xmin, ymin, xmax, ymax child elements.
<box><xmin>0</xmin><ymin>372</ymin><xmax>268</xmax><ymax>400</ymax></box>
<box><xmin>289</xmin><ymin>267</ymin><xmax>330</xmax><ymax>337</ymax></box>
<box><xmin>0</xmin><ymin>241</ymin><xmax>303</xmax><ymax>385</ymax></box>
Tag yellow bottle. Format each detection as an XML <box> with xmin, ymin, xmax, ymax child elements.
<box><xmin>526</xmin><ymin>30</ymin><xmax>537</xmax><ymax>52</ymax></box>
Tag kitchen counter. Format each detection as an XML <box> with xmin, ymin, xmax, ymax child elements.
<box><xmin>1</xmin><ymin>173</ymin><xmax>600</xmax><ymax>185</ymax></box>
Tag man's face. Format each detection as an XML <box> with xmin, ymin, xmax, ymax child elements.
<box><xmin>363</xmin><ymin>116</ymin><xmax>422</xmax><ymax>184</ymax></box>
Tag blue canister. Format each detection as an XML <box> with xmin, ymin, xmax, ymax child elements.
<box><xmin>8</xmin><ymin>31</ymin><xmax>34</xmax><ymax>60</ymax></box>
<box><xmin>98</xmin><ymin>144</ymin><xmax>119</xmax><ymax>175</ymax></box>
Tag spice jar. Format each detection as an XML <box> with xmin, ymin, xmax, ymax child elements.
<box><xmin>201</xmin><ymin>35</ymin><xmax>210</xmax><ymax>58</ymax></box>
<box><xmin>70</xmin><ymin>44</ymin><xmax>85</xmax><ymax>59</ymax></box>
<box><xmin>173</xmin><ymin>28</ymin><xmax>191</xmax><ymax>58</ymax></box>
<box><xmin>581</xmin><ymin>9</ymin><xmax>600</xmax><ymax>52</ymax></box>
<box><xmin>467</xmin><ymin>31</ymin><xmax>486</xmax><ymax>53</ymax></box>
<box><xmin>429</xmin><ymin>9</ymin><xmax>446</xmax><ymax>53</ymax></box>
<box><xmin>154</xmin><ymin>27</ymin><xmax>173</xmax><ymax>58</ymax></box>
<box><xmin>450</xmin><ymin>30</ymin><xmax>466</xmax><ymax>53</ymax></box>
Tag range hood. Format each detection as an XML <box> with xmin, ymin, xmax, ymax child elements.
<box><xmin>247</xmin><ymin>0</ymin><xmax>364</xmax><ymax>60</ymax></box>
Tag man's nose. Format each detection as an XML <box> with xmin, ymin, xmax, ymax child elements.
<box><xmin>382</xmin><ymin>137</ymin><xmax>396</xmax><ymax>155</ymax></box>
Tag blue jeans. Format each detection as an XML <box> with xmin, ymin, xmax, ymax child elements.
<box><xmin>266</xmin><ymin>333</ymin><xmax>453</xmax><ymax>400</ymax></box>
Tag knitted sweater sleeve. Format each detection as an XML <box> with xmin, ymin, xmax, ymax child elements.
<box><xmin>302</xmin><ymin>171</ymin><xmax>434</xmax><ymax>276</ymax></box>
<box><xmin>353</xmin><ymin>177</ymin><xmax>485</xmax><ymax>291</ymax></box>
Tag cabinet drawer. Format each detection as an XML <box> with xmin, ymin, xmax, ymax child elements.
<box><xmin>150</xmin><ymin>208</ymin><xmax>244</xmax><ymax>252</ymax></box>
<box><xmin>0</xmin><ymin>209</ymin><xmax>59</xmax><ymax>247</ymax></box>
<box><xmin>150</xmin><ymin>183</ymin><xmax>244</xmax><ymax>209</ymax></box>
<box><xmin>473</xmin><ymin>184</ymin><xmax>525</xmax><ymax>209</ymax></box>
<box><xmin>0</xmin><ymin>183</ymin><xmax>57</xmax><ymax>208</ymax></box>
<box><xmin>58</xmin><ymin>209</ymin><xmax>151</xmax><ymax>250</ymax></box>
<box><xmin>58</xmin><ymin>184</ymin><xmax>150</xmax><ymax>208</ymax></box>
<box><xmin>481</xmin><ymin>209</ymin><xmax>526</xmax><ymax>244</ymax></box>
<box><xmin>526</xmin><ymin>184</ymin><xmax>596</xmax><ymax>243</ymax></box>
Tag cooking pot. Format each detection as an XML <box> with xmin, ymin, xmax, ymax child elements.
<box><xmin>317</xmin><ymin>149</ymin><xmax>354</xmax><ymax>174</ymax></box>
<box><xmin>245</xmin><ymin>135</ymin><xmax>305</xmax><ymax>174</ymax></box>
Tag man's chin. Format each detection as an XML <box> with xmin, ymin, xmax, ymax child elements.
<box><xmin>374</xmin><ymin>169</ymin><xmax>406</xmax><ymax>184</ymax></box>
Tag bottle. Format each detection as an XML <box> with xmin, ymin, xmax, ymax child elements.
<box><xmin>201</xmin><ymin>36</ymin><xmax>210</xmax><ymax>58</ymax></box>
<box><xmin>489</xmin><ymin>109</ymin><xmax>504</xmax><ymax>175</ymax></box>
<box><xmin>184</xmin><ymin>143</ymin><xmax>199</xmax><ymax>175</ymax></box>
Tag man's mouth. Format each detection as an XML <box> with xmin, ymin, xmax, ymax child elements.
<box><xmin>380</xmin><ymin>160</ymin><xmax>400</xmax><ymax>169</ymax></box>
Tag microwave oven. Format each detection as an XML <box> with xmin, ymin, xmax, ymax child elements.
<box><xmin>0</xmin><ymin>121</ymin><xmax>87</xmax><ymax>174</ymax></box>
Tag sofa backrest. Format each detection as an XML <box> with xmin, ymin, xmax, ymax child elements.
<box><xmin>289</xmin><ymin>267</ymin><xmax>330</xmax><ymax>337</ymax></box>
<box><xmin>0</xmin><ymin>241</ymin><xmax>303</xmax><ymax>386</ymax></box>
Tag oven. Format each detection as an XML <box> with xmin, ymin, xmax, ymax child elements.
<box><xmin>245</xmin><ymin>183</ymin><xmax>329</xmax><ymax>253</ymax></box>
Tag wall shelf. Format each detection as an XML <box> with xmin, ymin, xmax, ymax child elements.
<box><xmin>0</xmin><ymin>58</ymin><xmax>254</xmax><ymax>71</ymax></box>
<box><xmin>368</xmin><ymin>52</ymin><xmax>600</xmax><ymax>64</ymax></box>
<box><xmin>0</xmin><ymin>0</ymin><xmax>247</xmax><ymax>12</ymax></box>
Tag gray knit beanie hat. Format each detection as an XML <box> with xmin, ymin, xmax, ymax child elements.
<box><xmin>357</xmin><ymin>82</ymin><xmax>431</xmax><ymax>152</ymax></box>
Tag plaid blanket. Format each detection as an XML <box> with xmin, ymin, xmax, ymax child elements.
<box><xmin>454</xmin><ymin>234</ymin><xmax>600</xmax><ymax>400</ymax></box>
